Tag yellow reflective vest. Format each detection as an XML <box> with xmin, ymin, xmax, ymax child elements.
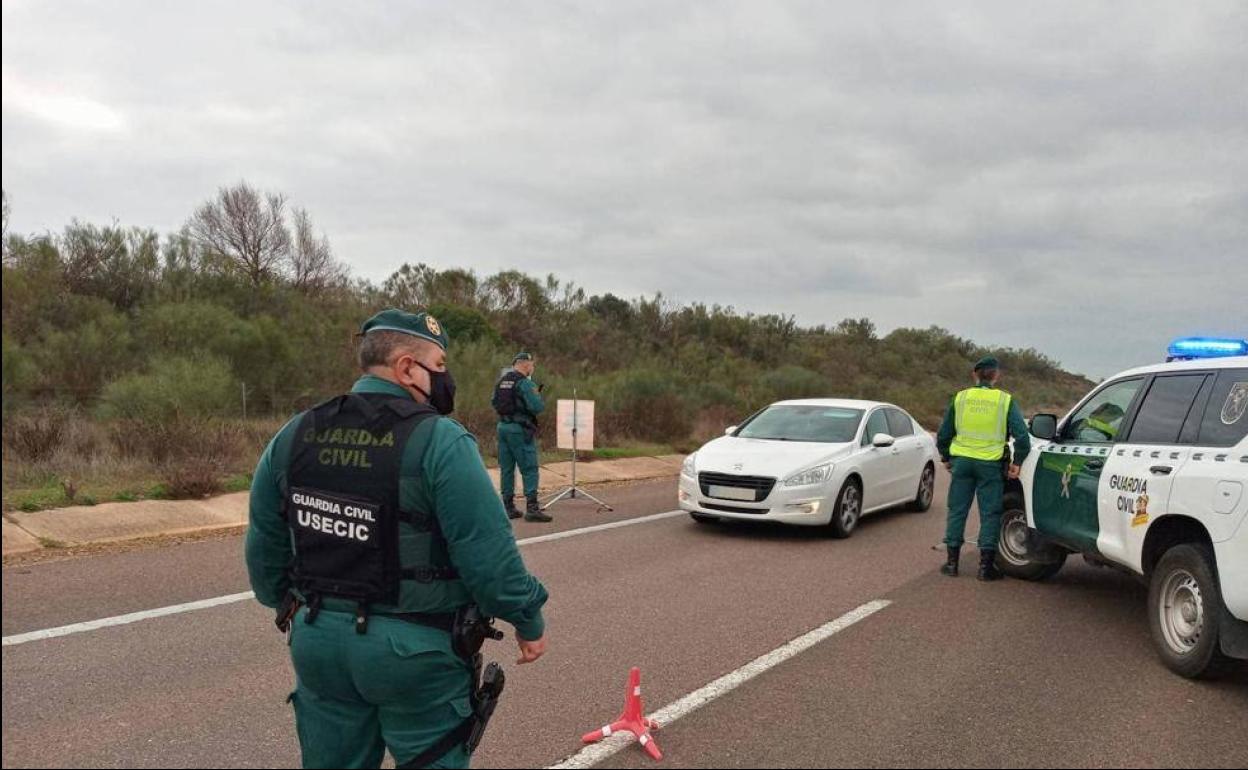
<box><xmin>951</xmin><ymin>387</ymin><xmax>1011</xmax><ymax>461</ymax></box>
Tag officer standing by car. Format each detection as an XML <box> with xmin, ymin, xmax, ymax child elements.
<box><xmin>493</xmin><ymin>352</ymin><xmax>549</xmax><ymax>523</ymax></box>
<box><xmin>245</xmin><ymin>309</ymin><xmax>549</xmax><ymax>769</ymax></box>
<box><xmin>936</xmin><ymin>355</ymin><xmax>1032</xmax><ymax>581</ymax></box>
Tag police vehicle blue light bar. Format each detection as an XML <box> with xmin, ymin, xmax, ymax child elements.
<box><xmin>1166</xmin><ymin>337</ymin><xmax>1248</xmax><ymax>360</ymax></box>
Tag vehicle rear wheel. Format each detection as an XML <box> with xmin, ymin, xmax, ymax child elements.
<box><xmin>996</xmin><ymin>503</ymin><xmax>1066</xmax><ymax>580</ymax></box>
<box><xmin>826</xmin><ymin>479</ymin><xmax>862</xmax><ymax>539</ymax></box>
<box><xmin>909</xmin><ymin>463</ymin><xmax>935</xmax><ymax>512</ymax></box>
<box><xmin>1148</xmin><ymin>543</ymin><xmax>1231</xmax><ymax>679</ymax></box>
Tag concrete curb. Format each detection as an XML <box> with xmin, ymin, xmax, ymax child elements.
<box><xmin>2</xmin><ymin>454</ymin><xmax>685</xmax><ymax>556</ymax></box>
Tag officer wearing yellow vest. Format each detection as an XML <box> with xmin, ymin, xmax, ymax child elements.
<box><xmin>245</xmin><ymin>309</ymin><xmax>549</xmax><ymax>769</ymax></box>
<box><xmin>935</xmin><ymin>355</ymin><xmax>1031</xmax><ymax>581</ymax></box>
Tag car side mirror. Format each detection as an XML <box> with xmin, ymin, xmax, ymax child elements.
<box><xmin>872</xmin><ymin>433</ymin><xmax>895</xmax><ymax>448</ymax></box>
<box><xmin>724</xmin><ymin>426</ymin><xmax>738</xmax><ymax>436</ymax></box>
<box><xmin>1030</xmin><ymin>413</ymin><xmax>1058</xmax><ymax>441</ymax></box>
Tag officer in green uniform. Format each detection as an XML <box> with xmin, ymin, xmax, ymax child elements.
<box><xmin>493</xmin><ymin>353</ymin><xmax>549</xmax><ymax>523</ymax></box>
<box><xmin>935</xmin><ymin>356</ymin><xmax>1032</xmax><ymax>581</ymax></box>
<box><xmin>245</xmin><ymin>309</ymin><xmax>549</xmax><ymax>769</ymax></box>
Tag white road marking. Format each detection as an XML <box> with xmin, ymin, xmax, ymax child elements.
<box><xmin>1</xmin><ymin>592</ymin><xmax>256</xmax><ymax>647</ymax></box>
<box><xmin>515</xmin><ymin>509</ymin><xmax>684</xmax><ymax>547</ymax></box>
<box><xmin>547</xmin><ymin>599</ymin><xmax>893</xmax><ymax>769</ymax></box>
<box><xmin>2</xmin><ymin>509</ymin><xmax>685</xmax><ymax>647</ymax></box>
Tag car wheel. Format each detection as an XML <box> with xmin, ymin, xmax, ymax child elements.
<box><xmin>827</xmin><ymin>479</ymin><xmax>862</xmax><ymax>539</ymax></box>
<box><xmin>909</xmin><ymin>463</ymin><xmax>935</xmax><ymax>512</ymax></box>
<box><xmin>1148</xmin><ymin>543</ymin><xmax>1231</xmax><ymax>679</ymax></box>
<box><xmin>996</xmin><ymin>502</ymin><xmax>1066</xmax><ymax>580</ymax></box>
<box><xmin>689</xmin><ymin>513</ymin><xmax>719</xmax><ymax>525</ymax></box>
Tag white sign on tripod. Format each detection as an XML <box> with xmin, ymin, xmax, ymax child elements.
<box><xmin>556</xmin><ymin>398</ymin><xmax>595</xmax><ymax>451</ymax></box>
<box><xmin>543</xmin><ymin>390</ymin><xmax>611</xmax><ymax>511</ymax></box>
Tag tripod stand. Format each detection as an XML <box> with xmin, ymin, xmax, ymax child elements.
<box><xmin>541</xmin><ymin>390</ymin><xmax>613</xmax><ymax>511</ymax></box>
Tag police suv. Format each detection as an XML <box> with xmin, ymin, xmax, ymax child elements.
<box><xmin>998</xmin><ymin>338</ymin><xmax>1248</xmax><ymax>678</ymax></box>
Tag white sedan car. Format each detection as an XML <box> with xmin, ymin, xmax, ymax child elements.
<box><xmin>678</xmin><ymin>399</ymin><xmax>938</xmax><ymax>537</ymax></box>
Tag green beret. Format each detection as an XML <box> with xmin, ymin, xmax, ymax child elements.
<box><xmin>359</xmin><ymin>309</ymin><xmax>449</xmax><ymax>350</ymax></box>
<box><xmin>974</xmin><ymin>355</ymin><xmax>1000</xmax><ymax>372</ymax></box>
<box><xmin>513</xmin><ymin>352</ymin><xmax>534</xmax><ymax>362</ymax></box>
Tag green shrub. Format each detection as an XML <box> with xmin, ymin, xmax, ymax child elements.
<box><xmin>759</xmin><ymin>365</ymin><xmax>827</xmax><ymax>402</ymax></box>
<box><xmin>98</xmin><ymin>355</ymin><xmax>239</xmax><ymax>423</ymax></box>
<box><xmin>599</xmin><ymin>368</ymin><xmax>692</xmax><ymax>444</ymax></box>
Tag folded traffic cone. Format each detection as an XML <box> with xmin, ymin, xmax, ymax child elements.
<box><xmin>581</xmin><ymin>667</ymin><xmax>663</xmax><ymax>761</ymax></box>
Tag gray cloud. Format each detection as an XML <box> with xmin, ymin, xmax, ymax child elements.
<box><xmin>3</xmin><ymin>0</ymin><xmax>1245</xmax><ymax>377</ymax></box>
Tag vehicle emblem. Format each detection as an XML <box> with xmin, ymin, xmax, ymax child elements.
<box><xmin>733</xmin><ymin>463</ymin><xmax>744</xmax><ymax>472</ymax></box>
<box><xmin>1221</xmin><ymin>382</ymin><xmax>1248</xmax><ymax>426</ymax></box>
<box><xmin>1060</xmin><ymin>463</ymin><xmax>1073</xmax><ymax>499</ymax></box>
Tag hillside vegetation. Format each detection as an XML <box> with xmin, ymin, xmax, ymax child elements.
<box><xmin>1</xmin><ymin>184</ymin><xmax>1093</xmax><ymax>510</ymax></box>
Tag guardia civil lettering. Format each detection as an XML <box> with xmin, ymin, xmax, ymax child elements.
<box><xmin>289</xmin><ymin>492</ymin><xmax>376</xmax><ymax>522</ymax></box>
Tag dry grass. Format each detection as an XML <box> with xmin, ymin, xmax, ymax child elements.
<box><xmin>2</xmin><ymin>412</ymin><xmax>285</xmax><ymax>511</ymax></box>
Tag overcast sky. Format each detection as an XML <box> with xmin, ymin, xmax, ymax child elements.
<box><xmin>3</xmin><ymin>1</ymin><xmax>1245</xmax><ymax>378</ymax></box>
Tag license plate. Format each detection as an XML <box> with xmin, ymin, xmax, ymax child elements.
<box><xmin>708</xmin><ymin>485</ymin><xmax>757</xmax><ymax>501</ymax></box>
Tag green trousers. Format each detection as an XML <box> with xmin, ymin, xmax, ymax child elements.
<box><xmin>497</xmin><ymin>422</ymin><xmax>540</xmax><ymax>499</ymax></box>
<box><xmin>944</xmin><ymin>457</ymin><xmax>1005</xmax><ymax>551</ymax></box>
<box><xmin>288</xmin><ymin>608</ymin><xmax>472</xmax><ymax>769</ymax></box>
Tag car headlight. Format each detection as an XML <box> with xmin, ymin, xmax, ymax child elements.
<box><xmin>783</xmin><ymin>463</ymin><xmax>833</xmax><ymax>487</ymax></box>
<box><xmin>681</xmin><ymin>453</ymin><xmax>697</xmax><ymax>477</ymax></box>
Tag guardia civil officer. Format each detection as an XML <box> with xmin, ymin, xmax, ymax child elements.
<box><xmin>245</xmin><ymin>309</ymin><xmax>549</xmax><ymax>769</ymax></box>
<box><xmin>935</xmin><ymin>356</ymin><xmax>1032</xmax><ymax>581</ymax></box>
<box><xmin>492</xmin><ymin>352</ymin><xmax>549</xmax><ymax>523</ymax></box>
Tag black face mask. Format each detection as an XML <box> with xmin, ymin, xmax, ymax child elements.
<box><xmin>413</xmin><ymin>362</ymin><xmax>456</xmax><ymax>415</ymax></box>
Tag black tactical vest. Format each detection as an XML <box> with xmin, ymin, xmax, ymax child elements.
<box><xmin>285</xmin><ymin>392</ymin><xmax>447</xmax><ymax>616</ymax></box>
<box><xmin>492</xmin><ymin>370</ymin><xmax>525</xmax><ymax>419</ymax></box>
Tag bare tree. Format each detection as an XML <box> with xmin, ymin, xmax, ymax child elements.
<box><xmin>188</xmin><ymin>182</ymin><xmax>291</xmax><ymax>287</ymax></box>
<box><xmin>290</xmin><ymin>207</ymin><xmax>345</xmax><ymax>295</ymax></box>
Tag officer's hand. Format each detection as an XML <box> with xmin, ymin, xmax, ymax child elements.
<box><xmin>517</xmin><ymin>635</ymin><xmax>546</xmax><ymax>665</ymax></box>
<box><xmin>1007</xmin><ymin>464</ymin><xmax>1021</xmax><ymax>480</ymax></box>
<box><xmin>942</xmin><ymin>459</ymin><xmax>952</xmax><ymax>472</ymax></box>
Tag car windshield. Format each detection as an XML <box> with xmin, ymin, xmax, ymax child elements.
<box><xmin>736</xmin><ymin>405</ymin><xmax>864</xmax><ymax>443</ymax></box>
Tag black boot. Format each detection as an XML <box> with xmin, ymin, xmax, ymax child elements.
<box><xmin>504</xmin><ymin>497</ymin><xmax>522</xmax><ymax>520</ymax></box>
<box><xmin>524</xmin><ymin>494</ymin><xmax>552</xmax><ymax>523</ymax></box>
<box><xmin>940</xmin><ymin>546</ymin><xmax>960</xmax><ymax>577</ymax></box>
<box><xmin>978</xmin><ymin>549</ymin><xmax>1004</xmax><ymax>581</ymax></box>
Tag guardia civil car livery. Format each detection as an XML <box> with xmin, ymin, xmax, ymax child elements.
<box><xmin>999</xmin><ymin>339</ymin><xmax>1248</xmax><ymax>678</ymax></box>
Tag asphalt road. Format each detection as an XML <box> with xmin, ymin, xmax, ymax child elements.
<box><xmin>3</xmin><ymin>474</ymin><xmax>1245</xmax><ymax>769</ymax></box>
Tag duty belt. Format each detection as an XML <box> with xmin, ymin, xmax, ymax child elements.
<box><xmin>401</xmin><ymin>566</ymin><xmax>460</xmax><ymax>583</ymax></box>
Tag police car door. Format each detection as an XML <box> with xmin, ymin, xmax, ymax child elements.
<box><xmin>1032</xmin><ymin>377</ymin><xmax>1144</xmax><ymax>554</ymax></box>
<box><xmin>1169</xmin><ymin>367</ymin><xmax>1248</xmax><ymax>550</ymax></box>
<box><xmin>1097</xmin><ymin>372</ymin><xmax>1209</xmax><ymax>571</ymax></box>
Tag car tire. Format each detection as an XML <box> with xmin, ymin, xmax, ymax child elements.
<box><xmin>996</xmin><ymin>501</ymin><xmax>1066</xmax><ymax>581</ymax></box>
<box><xmin>689</xmin><ymin>513</ymin><xmax>719</xmax><ymax>525</ymax></box>
<box><xmin>1148</xmin><ymin>543</ymin><xmax>1232</xmax><ymax>679</ymax></box>
<box><xmin>826</xmin><ymin>478</ymin><xmax>862</xmax><ymax>539</ymax></box>
<box><xmin>908</xmin><ymin>463</ymin><xmax>935</xmax><ymax>512</ymax></box>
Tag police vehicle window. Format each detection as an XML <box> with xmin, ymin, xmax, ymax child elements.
<box><xmin>736</xmin><ymin>405</ymin><xmax>864</xmax><ymax>443</ymax></box>
<box><xmin>1126</xmin><ymin>374</ymin><xmax>1207</xmax><ymax>445</ymax></box>
<box><xmin>862</xmin><ymin>409</ymin><xmax>891</xmax><ymax>446</ymax></box>
<box><xmin>1063</xmin><ymin>378</ymin><xmax>1142</xmax><ymax>443</ymax></box>
<box><xmin>1197</xmin><ymin>368</ymin><xmax>1248</xmax><ymax>447</ymax></box>
<box><xmin>886</xmin><ymin>409</ymin><xmax>914</xmax><ymax>437</ymax></box>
